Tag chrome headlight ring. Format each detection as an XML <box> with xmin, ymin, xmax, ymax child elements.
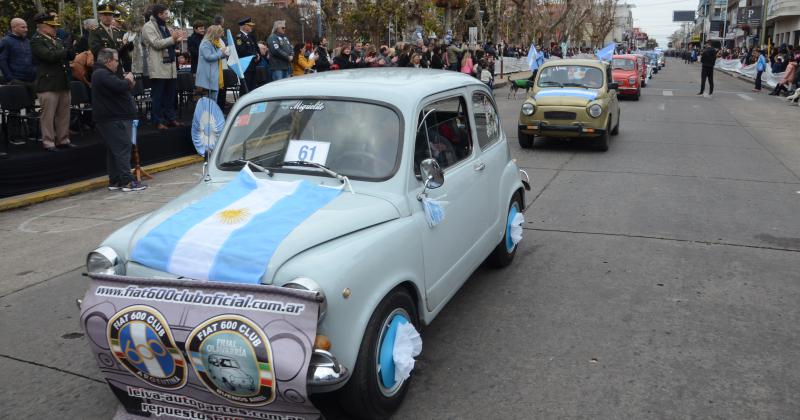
<box><xmin>521</xmin><ymin>102</ymin><xmax>535</xmax><ymax>116</ymax></box>
<box><xmin>588</xmin><ymin>104</ymin><xmax>603</xmax><ymax>118</ymax></box>
<box><xmin>86</xmin><ymin>246</ymin><xmax>124</xmax><ymax>275</ymax></box>
<box><xmin>284</xmin><ymin>277</ymin><xmax>327</xmax><ymax>321</ymax></box>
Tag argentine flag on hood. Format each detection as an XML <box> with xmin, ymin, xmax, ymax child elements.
<box><xmin>131</xmin><ymin>167</ymin><xmax>341</xmax><ymax>284</ymax></box>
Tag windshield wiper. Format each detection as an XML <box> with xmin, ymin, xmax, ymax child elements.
<box><xmin>563</xmin><ymin>82</ymin><xmax>589</xmax><ymax>88</ymax></box>
<box><xmin>218</xmin><ymin>159</ymin><xmax>271</xmax><ymax>175</ymax></box>
<box><xmin>273</xmin><ymin>161</ymin><xmax>354</xmax><ymax>193</ymax></box>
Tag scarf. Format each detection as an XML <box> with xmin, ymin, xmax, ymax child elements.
<box><xmin>213</xmin><ymin>38</ymin><xmax>224</xmax><ymax>89</ymax></box>
<box><xmin>155</xmin><ymin>16</ymin><xmax>175</xmax><ymax>64</ymax></box>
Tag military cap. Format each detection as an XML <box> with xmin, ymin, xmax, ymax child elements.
<box><xmin>34</xmin><ymin>11</ymin><xmax>61</xmax><ymax>27</ymax></box>
<box><xmin>238</xmin><ymin>17</ymin><xmax>254</xmax><ymax>26</ymax></box>
<box><xmin>97</xmin><ymin>3</ymin><xmax>117</xmax><ymax>14</ymax></box>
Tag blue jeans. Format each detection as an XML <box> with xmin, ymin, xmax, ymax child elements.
<box><xmin>271</xmin><ymin>69</ymin><xmax>289</xmax><ymax>81</ymax></box>
<box><xmin>150</xmin><ymin>78</ymin><xmax>177</xmax><ymax>125</ymax></box>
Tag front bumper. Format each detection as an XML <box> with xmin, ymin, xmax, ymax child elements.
<box><xmin>519</xmin><ymin>122</ymin><xmax>606</xmax><ymax>137</ymax></box>
<box><xmin>307</xmin><ymin>349</ymin><xmax>350</xmax><ymax>393</ymax></box>
<box><xmin>616</xmin><ymin>87</ymin><xmax>639</xmax><ymax>95</ymax></box>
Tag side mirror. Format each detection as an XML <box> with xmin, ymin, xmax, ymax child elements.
<box><xmin>418</xmin><ymin>158</ymin><xmax>444</xmax><ymax>200</ymax></box>
<box><xmin>608</xmin><ymin>82</ymin><xmax>619</xmax><ymax>91</ymax></box>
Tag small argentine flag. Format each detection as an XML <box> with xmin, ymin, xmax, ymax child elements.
<box><xmin>132</xmin><ymin>167</ymin><xmax>341</xmax><ymax>284</ymax></box>
<box><xmin>226</xmin><ymin>29</ymin><xmax>255</xmax><ymax>80</ymax></box>
<box><xmin>535</xmin><ymin>89</ymin><xmax>599</xmax><ymax>101</ymax></box>
<box><xmin>597</xmin><ymin>42</ymin><xmax>616</xmax><ymax>62</ymax></box>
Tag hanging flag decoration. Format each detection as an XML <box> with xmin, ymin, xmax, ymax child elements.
<box><xmin>191</xmin><ymin>97</ymin><xmax>225</xmax><ymax>155</ymax></box>
<box><xmin>226</xmin><ymin>29</ymin><xmax>255</xmax><ymax>80</ymax></box>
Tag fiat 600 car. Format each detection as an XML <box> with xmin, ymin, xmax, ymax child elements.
<box><xmin>84</xmin><ymin>69</ymin><xmax>529</xmax><ymax>419</ymax></box>
<box><xmin>518</xmin><ymin>59</ymin><xmax>621</xmax><ymax>151</ymax></box>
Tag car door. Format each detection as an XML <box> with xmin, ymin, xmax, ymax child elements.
<box><xmin>469</xmin><ymin>89</ymin><xmax>506</xmax><ymax>246</ymax></box>
<box><xmin>412</xmin><ymin>93</ymin><xmax>489</xmax><ymax>312</ymax></box>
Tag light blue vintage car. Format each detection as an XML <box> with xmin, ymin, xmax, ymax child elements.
<box><xmin>86</xmin><ymin>68</ymin><xmax>529</xmax><ymax>419</ymax></box>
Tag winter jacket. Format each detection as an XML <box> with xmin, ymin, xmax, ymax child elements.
<box><xmin>447</xmin><ymin>44</ymin><xmax>464</xmax><ymax>66</ymax></box>
<box><xmin>187</xmin><ymin>32</ymin><xmax>203</xmax><ymax>74</ymax></box>
<box><xmin>71</xmin><ymin>50</ymin><xmax>94</xmax><ymax>86</ymax></box>
<box><xmin>756</xmin><ymin>54</ymin><xmax>767</xmax><ymax>72</ymax></box>
<box><xmin>30</xmin><ymin>32</ymin><xmax>71</xmax><ymax>93</ymax></box>
<box><xmin>195</xmin><ymin>39</ymin><xmax>225</xmax><ymax>91</ymax></box>
<box><xmin>332</xmin><ymin>53</ymin><xmax>353</xmax><ymax>70</ymax></box>
<box><xmin>91</xmin><ymin>63</ymin><xmax>136</xmax><ymax>123</ymax></box>
<box><xmin>142</xmin><ymin>16</ymin><xmax>177</xmax><ymax>79</ymax></box>
<box><xmin>267</xmin><ymin>33</ymin><xmax>293</xmax><ymax>71</ymax></box>
<box><xmin>314</xmin><ymin>46</ymin><xmax>331</xmax><ymax>72</ymax></box>
<box><xmin>292</xmin><ymin>54</ymin><xmax>315</xmax><ymax>76</ymax></box>
<box><xmin>700</xmin><ymin>47</ymin><xmax>717</xmax><ymax>68</ymax></box>
<box><xmin>780</xmin><ymin>61</ymin><xmax>797</xmax><ymax>86</ymax></box>
<box><xmin>0</xmin><ymin>32</ymin><xmax>35</xmax><ymax>82</ymax></box>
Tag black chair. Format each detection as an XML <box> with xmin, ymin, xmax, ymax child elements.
<box><xmin>254</xmin><ymin>67</ymin><xmax>269</xmax><ymax>88</ymax></box>
<box><xmin>0</xmin><ymin>84</ymin><xmax>40</xmax><ymax>147</ymax></box>
<box><xmin>132</xmin><ymin>78</ymin><xmax>152</xmax><ymax>121</ymax></box>
<box><xmin>176</xmin><ymin>72</ymin><xmax>195</xmax><ymax>118</ymax></box>
<box><xmin>69</xmin><ymin>81</ymin><xmax>92</xmax><ymax>136</ymax></box>
<box><xmin>223</xmin><ymin>69</ymin><xmax>240</xmax><ymax>102</ymax></box>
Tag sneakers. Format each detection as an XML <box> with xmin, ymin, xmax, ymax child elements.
<box><xmin>121</xmin><ymin>181</ymin><xmax>148</xmax><ymax>192</ymax></box>
<box><xmin>704</xmin><ymin>93</ymin><xmax>713</xmax><ymax>99</ymax></box>
<box><xmin>107</xmin><ymin>183</ymin><xmax>121</xmax><ymax>191</ymax></box>
<box><xmin>696</xmin><ymin>92</ymin><xmax>704</xmax><ymax>96</ymax></box>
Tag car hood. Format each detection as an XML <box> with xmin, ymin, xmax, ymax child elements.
<box><xmin>126</xmin><ymin>182</ymin><xmax>400</xmax><ymax>284</ymax></box>
<box><xmin>533</xmin><ymin>88</ymin><xmax>599</xmax><ymax>106</ymax></box>
<box><xmin>612</xmin><ymin>69</ymin><xmax>636</xmax><ymax>79</ymax></box>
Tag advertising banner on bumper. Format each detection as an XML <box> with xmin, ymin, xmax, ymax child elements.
<box><xmin>80</xmin><ymin>274</ymin><xmax>321</xmax><ymax>420</ymax></box>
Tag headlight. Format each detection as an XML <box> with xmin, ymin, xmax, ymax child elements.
<box><xmin>521</xmin><ymin>102</ymin><xmax>535</xmax><ymax>116</ymax></box>
<box><xmin>86</xmin><ymin>246</ymin><xmax>123</xmax><ymax>275</ymax></box>
<box><xmin>284</xmin><ymin>277</ymin><xmax>327</xmax><ymax>321</ymax></box>
<box><xmin>588</xmin><ymin>104</ymin><xmax>603</xmax><ymax>118</ymax></box>
<box><xmin>629</xmin><ymin>77</ymin><xmax>636</xmax><ymax>85</ymax></box>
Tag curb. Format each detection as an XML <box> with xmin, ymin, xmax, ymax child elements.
<box><xmin>0</xmin><ymin>155</ymin><xmax>203</xmax><ymax>212</ymax></box>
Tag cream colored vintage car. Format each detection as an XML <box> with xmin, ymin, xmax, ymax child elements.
<box><xmin>518</xmin><ymin>59</ymin><xmax>621</xmax><ymax>151</ymax></box>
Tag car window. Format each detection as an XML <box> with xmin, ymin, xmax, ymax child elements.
<box><xmin>414</xmin><ymin>96</ymin><xmax>473</xmax><ymax>175</ymax></box>
<box><xmin>612</xmin><ymin>58</ymin><xmax>635</xmax><ymax>71</ymax></box>
<box><xmin>471</xmin><ymin>91</ymin><xmax>501</xmax><ymax>149</ymax></box>
<box><xmin>217</xmin><ymin>99</ymin><xmax>401</xmax><ymax>180</ymax></box>
<box><xmin>538</xmin><ymin>65</ymin><xmax>605</xmax><ymax>89</ymax></box>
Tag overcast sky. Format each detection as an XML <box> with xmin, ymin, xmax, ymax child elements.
<box><xmin>626</xmin><ymin>0</ymin><xmax>698</xmax><ymax>47</ymax></box>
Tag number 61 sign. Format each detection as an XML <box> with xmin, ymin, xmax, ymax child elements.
<box><xmin>284</xmin><ymin>140</ymin><xmax>331</xmax><ymax>166</ymax></box>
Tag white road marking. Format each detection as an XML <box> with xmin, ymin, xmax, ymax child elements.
<box><xmin>662</xmin><ymin>90</ymin><xmax>673</xmax><ymax>96</ymax></box>
<box><xmin>737</xmin><ymin>93</ymin><xmax>754</xmax><ymax>101</ymax></box>
<box><xmin>17</xmin><ymin>205</ymin><xmax>146</xmax><ymax>233</ymax></box>
<box><xmin>658</xmin><ymin>103</ymin><xmax>666</xmax><ymax>111</ymax></box>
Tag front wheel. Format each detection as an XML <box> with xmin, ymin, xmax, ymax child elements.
<box><xmin>594</xmin><ymin>122</ymin><xmax>610</xmax><ymax>152</ymax></box>
<box><xmin>518</xmin><ymin>128</ymin><xmax>535</xmax><ymax>149</ymax></box>
<box><xmin>488</xmin><ymin>192</ymin><xmax>523</xmax><ymax>268</ymax></box>
<box><xmin>338</xmin><ymin>288</ymin><xmax>418</xmax><ymax>420</ymax></box>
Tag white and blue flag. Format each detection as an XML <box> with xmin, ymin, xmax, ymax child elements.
<box><xmin>132</xmin><ymin>167</ymin><xmax>341</xmax><ymax>284</ymax></box>
<box><xmin>597</xmin><ymin>42</ymin><xmax>616</xmax><ymax>62</ymax></box>
<box><xmin>535</xmin><ymin>89</ymin><xmax>599</xmax><ymax>101</ymax></box>
<box><xmin>527</xmin><ymin>44</ymin><xmax>545</xmax><ymax>71</ymax></box>
<box><xmin>226</xmin><ymin>29</ymin><xmax>255</xmax><ymax>80</ymax></box>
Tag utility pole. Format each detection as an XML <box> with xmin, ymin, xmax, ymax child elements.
<box><xmin>316</xmin><ymin>0</ymin><xmax>322</xmax><ymax>38</ymax></box>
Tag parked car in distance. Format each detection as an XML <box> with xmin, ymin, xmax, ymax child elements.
<box><xmin>611</xmin><ymin>55</ymin><xmax>641</xmax><ymax>100</ymax></box>
<box><xmin>633</xmin><ymin>54</ymin><xmax>648</xmax><ymax>86</ymax></box>
<box><xmin>84</xmin><ymin>68</ymin><xmax>530</xmax><ymax>420</ymax></box>
<box><xmin>518</xmin><ymin>58</ymin><xmax>621</xmax><ymax>152</ymax></box>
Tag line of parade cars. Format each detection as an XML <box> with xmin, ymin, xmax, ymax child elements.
<box><xmin>517</xmin><ymin>50</ymin><xmax>664</xmax><ymax>152</ymax></box>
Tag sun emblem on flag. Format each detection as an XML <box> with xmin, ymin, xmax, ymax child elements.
<box><xmin>217</xmin><ymin>208</ymin><xmax>250</xmax><ymax>225</ymax></box>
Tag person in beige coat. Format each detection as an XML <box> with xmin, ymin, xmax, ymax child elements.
<box><xmin>141</xmin><ymin>4</ymin><xmax>185</xmax><ymax>130</ymax></box>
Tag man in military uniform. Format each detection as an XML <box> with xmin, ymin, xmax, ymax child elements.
<box><xmin>235</xmin><ymin>17</ymin><xmax>259</xmax><ymax>95</ymax></box>
<box><xmin>31</xmin><ymin>11</ymin><xmax>75</xmax><ymax>151</ymax></box>
<box><xmin>89</xmin><ymin>3</ymin><xmax>133</xmax><ymax>75</ymax></box>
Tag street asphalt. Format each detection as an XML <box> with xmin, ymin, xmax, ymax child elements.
<box><xmin>1</xmin><ymin>58</ymin><xmax>799</xmax><ymax>419</ymax></box>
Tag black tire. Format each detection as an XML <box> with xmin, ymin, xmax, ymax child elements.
<box><xmin>488</xmin><ymin>192</ymin><xmax>523</xmax><ymax>268</ymax></box>
<box><xmin>611</xmin><ymin>111</ymin><xmax>620</xmax><ymax>135</ymax></box>
<box><xmin>518</xmin><ymin>128</ymin><xmax>535</xmax><ymax>149</ymax></box>
<box><xmin>641</xmin><ymin>78</ymin><xmax>646</xmax><ymax>88</ymax></box>
<box><xmin>633</xmin><ymin>90</ymin><xmax>640</xmax><ymax>101</ymax></box>
<box><xmin>338</xmin><ymin>288</ymin><xmax>418</xmax><ymax>420</ymax></box>
<box><xmin>595</xmin><ymin>122</ymin><xmax>610</xmax><ymax>152</ymax></box>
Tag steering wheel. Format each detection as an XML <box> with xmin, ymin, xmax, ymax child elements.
<box><xmin>330</xmin><ymin>151</ymin><xmax>393</xmax><ymax>176</ymax></box>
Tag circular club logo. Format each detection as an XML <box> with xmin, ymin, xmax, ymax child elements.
<box><xmin>107</xmin><ymin>305</ymin><xmax>188</xmax><ymax>389</ymax></box>
<box><xmin>186</xmin><ymin>315</ymin><xmax>275</xmax><ymax>406</ymax></box>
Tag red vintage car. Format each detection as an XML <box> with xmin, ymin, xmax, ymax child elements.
<box><xmin>612</xmin><ymin>55</ymin><xmax>641</xmax><ymax>100</ymax></box>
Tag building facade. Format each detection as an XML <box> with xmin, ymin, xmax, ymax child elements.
<box><xmin>766</xmin><ymin>0</ymin><xmax>800</xmax><ymax>47</ymax></box>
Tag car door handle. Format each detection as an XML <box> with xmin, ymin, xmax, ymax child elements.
<box><xmin>474</xmin><ymin>162</ymin><xmax>486</xmax><ymax>171</ymax></box>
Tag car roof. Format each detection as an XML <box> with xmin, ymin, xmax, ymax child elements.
<box><xmin>612</xmin><ymin>54</ymin><xmax>638</xmax><ymax>61</ymax></box>
<box><xmin>541</xmin><ymin>58</ymin><xmax>606</xmax><ymax>69</ymax></box>
<box><xmin>245</xmin><ymin>68</ymin><xmax>486</xmax><ymax>109</ymax></box>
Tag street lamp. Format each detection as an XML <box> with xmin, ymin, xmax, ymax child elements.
<box><xmin>300</xmin><ymin>16</ymin><xmax>306</xmax><ymax>43</ymax></box>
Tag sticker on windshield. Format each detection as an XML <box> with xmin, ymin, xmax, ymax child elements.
<box><xmin>235</xmin><ymin>114</ymin><xmax>251</xmax><ymax>127</ymax></box>
<box><xmin>249</xmin><ymin>103</ymin><xmax>267</xmax><ymax>114</ymax></box>
<box><xmin>289</xmin><ymin>101</ymin><xmax>325</xmax><ymax>113</ymax></box>
<box><xmin>284</xmin><ymin>140</ymin><xmax>331</xmax><ymax>166</ymax></box>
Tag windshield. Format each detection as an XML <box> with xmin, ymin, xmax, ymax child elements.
<box><xmin>220</xmin><ymin>359</ymin><xmax>238</xmax><ymax>368</ymax></box>
<box><xmin>538</xmin><ymin>65</ymin><xmax>605</xmax><ymax>89</ymax></box>
<box><xmin>217</xmin><ymin>99</ymin><xmax>401</xmax><ymax>180</ymax></box>
<box><xmin>612</xmin><ymin>58</ymin><xmax>635</xmax><ymax>71</ymax></box>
